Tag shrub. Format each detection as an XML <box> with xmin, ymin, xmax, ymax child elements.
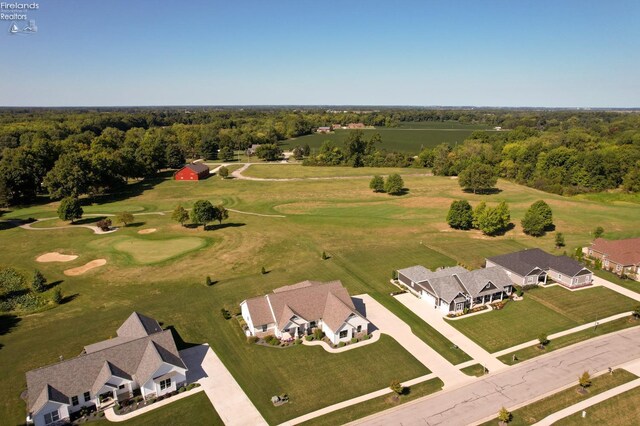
<box><xmin>538</xmin><ymin>333</ymin><xmax>549</xmax><ymax>347</ymax></box>
<box><xmin>392</xmin><ymin>270</ymin><xmax>398</xmax><ymax>280</ymax></box>
<box><xmin>294</xmin><ymin>338</ymin><xmax>302</xmax><ymax>345</ymax></box>
<box><xmin>115</xmin><ymin>403</ymin><xmax>121</xmax><ymax>411</ymax></box>
<box><xmin>247</xmin><ymin>336</ymin><xmax>259</xmax><ymax>344</ymax></box>
<box><xmin>313</xmin><ymin>329</ymin><xmax>325</xmax><ymax>340</ymax></box>
<box><xmin>178</xmin><ymin>386</ymin><xmax>186</xmax><ymax>393</ymax></box>
<box><xmin>321</xmin><ymin>251</ymin><xmax>328</xmax><ymax>260</ymax></box>
<box><xmin>363</xmin><ymin>334</ymin><xmax>371</xmax><ymax>340</ymax></box>
<box><xmin>220</xmin><ymin>308</ymin><xmax>231</xmax><ymax>320</ymax></box>
<box><xmin>579</xmin><ymin>371</ymin><xmax>592</xmax><ymax>388</ymax></box>
<box><xmin>186</xmin><ymin>383</ymin><xmax>196</xmax><ymax>391</ymax></box>
<box><xmin>305</xmin><ymin>335</ymin><xmax>314</xmax><ymax>341</ymax></box>
<box><xmin>52</xmin><ymin>288</ymin><xmax>63</xmax><ymax>305</ymax></box>
<box><xmin>98</xmin><ymin>412</ymin><xmax>104</xmax><ymax>418</ymax></box>
<box><xmin>389</xmin><ymin>380</ymin><xmax>404</xmax><ymax>395</ymax></box>
<box><xmin>517</xmin><ymin>289</ymin><xmax>524</xmax><ymax>297</ymax></box>
<box><xmin>269</xmin><ymin>337</ymin><xmax>280</xmax><ymax>346</ymax></box>
<box><xmin>96</xmin><ymin>218</ymin><xmax>112</xmax><ymax>231</ymax></box>
<box><xmin>31</xmin><ymin>270</ymin><xmax>47</xmax><ymax>293</ymax></box>
<box><xmin>369</xmin><ymin>175</ymin><xmax>384</xmax><ymax>192</ymax></box>
<box><xmin>497</xmin><ymin>407</ymin><xmax>512</xmax><ymax>423</ymax></box>
<box><xmin>205</xmin><ymin>276</ymin><xmax>212</xmax><ymax>286</ymax></box>
<box><xmin>351</xmin><ymin>337</ymin><xmax>358</xmax><ymax>344</ymax></box>
<box><xmin>338</xmin><ymin>341</ymin><xmax>346</xmax><ymax>347</ymax></box>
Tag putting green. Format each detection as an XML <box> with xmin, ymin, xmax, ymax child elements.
<box><xmin>112</xmin><ymin>237</ymin><xmax>208</xmax><ymax>264</ymax></box>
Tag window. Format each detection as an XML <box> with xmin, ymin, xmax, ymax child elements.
<box><xmin>309</xmin><ymin>321</ymin><xmax>316</xmax><ymax>328</ymax></box>
<box><xmin>357</xmin><ymin>325</ymin><xmax>362</xmax><ymax>333</ymax></box>
<box><xmin>159</xmin><ymin>378</ymin><xmax>171</xmax><ymax>391</ymax></box>
<box><xmin>71</xmin><ymin>395</ymin><xmax>79</xmax><ymax>406</ymax></box>
<box><xmin>44</xmin><ymin>410</ymin><xmax>60</xmax><ymax>425</ymax></box>
<box><xmin>83</xmin><ymin>391</ymin><xmax>91</xmax><ymax>402</ymax></box>
<box><xmin>339</xmin><ymin>330</ymin><xmax>348</xmax><ymax>338</ymax></box>
<box><xmin>118</xmin><ymin>384</ymin><xmax>125</xmax><ymax>390</ymax></box>
<box><xmin>261</xmin><ymin>325</ymin><xmax>267</xmax><ymax>332</ymax></box>
<box><xmin>558</xmin><ymin>274</ymin><xmax>563</xmax><ymax>281</ymax></box>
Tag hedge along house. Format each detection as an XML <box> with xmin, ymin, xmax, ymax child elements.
<box><xmin>587</xmin><ymin>237</ymin><xmax>640</xmax><ymax>280</ymax></box>
<box><xmin>396</xmin><ymin>265</ymin><xmax>513</xmax><ymax>314</ymax></box>
<box><xmin>174</xmin><ymin>163</ymin><xmax>210</xmax><ymax>180</ymax></box>
<box><xmin>240</xmin><ymin>280</ymin><xmax>370</xmax><ymax>345</ymax></box>
<box><xmin>25</xmin><ymin>313</ymin><xmax>187</xmax><ymax>426</ymax></box>
<box><xmin>486</xmin><ymin>248</ymin><xmax>593</xmax><ymax>289</ymax></box>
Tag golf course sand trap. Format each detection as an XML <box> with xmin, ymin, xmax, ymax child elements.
<box><xmin>36</xmin><ymin>252</ymin><xmax>79</xmax><ymax>263</ymax></box>
<box><xmin>64</xmin><ymin>259</ymin><xmax>107</xmax><ymax>276</ymax></box>
<box><xmin>137</xmin><ymin>228</ymin><xmax>157</xmax><ymax>234</ymax></box>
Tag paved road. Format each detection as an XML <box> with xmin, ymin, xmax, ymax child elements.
<box><xmin>352</xmin><ymin>327</ymin><xmax>640</xmax><ymax>426</ymax></box>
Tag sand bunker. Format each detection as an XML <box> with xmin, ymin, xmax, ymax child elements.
<box><xmin>64</xmin><ymin>259</ymin><xmax>107</xmax><ymax>276</ymax></box>
<box><xmin>137</xmin><ymin>228</ymin><xmax>157</xmax><ymax>234</ymax></box>
<box><xmin>36</xmin><ymin>252</ymin><xmax>78</xmax><ymax>263</ymax></box>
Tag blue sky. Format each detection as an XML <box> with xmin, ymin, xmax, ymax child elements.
<box><xmin>0</xmin><ymin>0</ymin><xmax>638</xmax><ymax>107</ymax></box>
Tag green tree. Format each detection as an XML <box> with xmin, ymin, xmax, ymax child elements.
<box><xmin>171</xmin><ymin>205</ymin><xmax>189</xmax><ymax>226</ymax></box>
<box><xmin>165</xmin><ymin>144</ymin><xmax>185</xmax><ymax>169</ymax></box>
<box><xmin>57</xmin><ymin>197</ymin><xmax>83</xmax><ymax>223</ymax></box>
<box><xmin>384</xmin><ymin>174</ymin><xmax>405</xmax><ymax>195</ymax></box>
<box><xmin>476</xmin><ymin>202</ymin><xmax>510</xmax><ymax>236</ymax></box>
<box><xmin>538</xmin><ymin>333</ymin><xmax>549</xmax><ymax>347</ymax></box>
<box><xmin>555</xmin><ymin>232</ymin><xmax>565</xmax><ymax>248</ymax></box>
<box><xmin>218</xmin><ymin>166</ymin><xmax>229</xmax><ymax>179</ymax></box>
<box><xmin>389</xmin><ymin>380</ymin><xmax>404</xmax><ymax>395</ymax></box>
<box><xmin>255</xmin><ymin>144</ymin><xmax>283</xmax><ymax>161</ymax></box>
<box><xmin>219</xmin><ymin>146</ymin><xmax>235</xmax><ymax>162</ymax></box>
<box><xmin>213</xmin><ymin>204</ymin><xmax>229</xmax><ymax>225</ymax></box>
<box><xmin>522</xmin><ymin>200</ymin><xmax>553</xmax><ymax>236</ymax></box>
<box><xmin>44</xmin><ymin>153</ymin><xmax>91</xmax><ymax>199</ymax></box>
<box><xmin>369</xmin><ymin>175</ymin><xmax>384</xmax><ymax>192</ymax></box>
<box><xmin>96</xmin><ymin>218</ymin><xmax>112</xmax><ymax>231</ymax></box>
<box><xmin>205</xmin><ymin>276</ymin><xmax>212</xmax><ymax>286</ymax></box>
<box><xmin>302</xmin><ymin>144</ymin><xmax>311</xmax><ymax>157</ymax></box>
<box><xmin>458</xmin><ymin>163</ymin><xmax>498</xmax><ymax>194</ymax></box>
<box><xmin>52</xmin><ymin>288</ymin><xmax>63</xmax><ymax>305</ymax></box>
<box><xmin>115</xmin><ymin>211</ymin><xmax>134</xmax><ymax>227</ymax></box>
<box><xmin>594</xmin><ymin>226</ymin><xmax>605</xmax><ymax>239</ymax></box>
<box><xmin>447</xmin><ymin>200</ymin><xmax>473</xmax><ymax>230</ymax></box>
<box><xmin>32</xmin><ymin>270</ymin><xmax>47</xmax><ymax>293</ymax></box>
<box><xmin>190</xmin><ymin>200</ymin><xmax>215</xmax><ymax>229</ymax></box>
<box><xmin>472</xmin><ymin>201</ymin><xmax>487</xmax><ymax>229</ymax></box>
<box><xmin>623</xmin><ymin>163</ymin><xmax>640</xmax><ymax>192</ymax></box>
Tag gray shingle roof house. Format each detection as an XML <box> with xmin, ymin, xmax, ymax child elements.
<box><xmin>396</xmin><ymin>266</ymin><xmax>513</xmax><ymax>314</ymax></box>
<box><xmin>486</xmin><ymin>248</ymin><xmax>593</xmax><ymax>288</ymax></box>
<box><xmin>240</xmin><ymin>280</ymin><xmax>370</xmax><ymax>345</ymax></box>
<box><xmin>25</xmin><ymin>313</ymin><xmax>187</xmax><ymax>426</ymax></box>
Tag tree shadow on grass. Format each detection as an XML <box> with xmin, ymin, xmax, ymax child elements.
<box><xmin>46</xmin><ymin>280</ymin><xmax>63</xmax><ymax>291</ymax></box>
<box><xmin>388</xmin><ymin>188</ymin><xmax>410</xmax><ymax>196</ymax></box>
<box><xmin>462</xmin><ymin>188</ymin><xmax>503</xmax><ymax>195</ymax></box>
<box><xmin>72</xmin><ymin>216</ymin><xmax>105</xmax><ymax>225</ymax></box>
<box><xmin>0</xmin><ymin>314</ymin><xmax>21</xmax><ymax>350</ymax></box>
<box><xmin>0</xmin><ymin>220</ymin><xmax>22</xmax><ymax>231</ymax></box>
<box><xmin>205</xmin><ymin>223</ymin><xmax>246</xmax><ymax>231</ymax></box>
<box><xmin>89</xmin><ymin>171</ymin><xmax>172</xmax><ymax>206</ymax></box>
<box><xmin>489</xmin><ymin>222</ymin><xmax>515</xmax><ymax>237</ymax></box>
<box><xmin>61</xmin><ymin>293</ymin><xmax>79</xmax><ymax>304</ymax></box>
<box><xmin>123</xmin><ymin>222</ymin><xmax>145</xmax><ymax>228</ymax></box>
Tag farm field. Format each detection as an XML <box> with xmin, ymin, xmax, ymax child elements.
<box><xmin>241</xmin><ymin>164</ymin><xmax>429</xmax><ymax>179</ymax></box>
<box><xmin>2</xmin><ymin>165</ymin><xmax>640</xmax><ymax>424</ymax></box>
<box><xmin>449</xmin><ymin>286</ymin><xmax>639</xmax><ymax>352</ymax></box>
<box><xmin>283</xmin><ymin>121</ymin><xmax>492</xmax><ymax>153</ymax></box>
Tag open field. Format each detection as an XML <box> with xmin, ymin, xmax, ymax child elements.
<box><xmin>121</xmin><ymin>392</ymin><xmax>223</xmax><ymax>426</ymax></box>
<box><xmin>112</xmin><ymin>236</ymin><xmax>209</xmax><ymax>264</ymax></box>
<box><xmin>477</xmin><ymin>369</ymin><xmax>637</xmax><ymax>426</ymax></box>
<box><xmin>449</xmin><ymin>286</ymin><xmax>639</xmax><ymax>352</ymax></box>
<box><xmin>283</xmin><ymin>122</ymin><xmax>491</xmax><ymax>153</ymax></box>
<box><xmin>2</xmin><ymin>166</ymin><xmax>640</xmax><ymax>424</ymax></box>
<box><xmin>240</xmin><ymin>164</ymin><xmax>429</xmax><ymax>179</ymax></box>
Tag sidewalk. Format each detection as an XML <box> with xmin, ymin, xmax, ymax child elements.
<box><xmin>493</xmin><ymin>311</ymin><xmax>632</xmax><ymax>357</ymax></box>
<box><xmin>356</xmin><ymin>294</ymin><xmax>469</xmax><ymax>388</ymax></box>
<box><xmin>394</xmin><ymin>293</ymin><xmax>505</xmax><ymax>372</ymax></box>
<box><xmin>593</xmin><ymin>275</ymin><xmax>640</xmax><ymax>302</ymax></box>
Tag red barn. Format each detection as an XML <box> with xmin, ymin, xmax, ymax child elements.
<box><xmin>174</xmin><ymin>163</ymin><xmax>210</xmax><ymax>180</ymax></box>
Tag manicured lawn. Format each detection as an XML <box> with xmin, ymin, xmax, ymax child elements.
<box><xmin>300</xmin><ymin>378</ymin><xmax>444</xmax><ymax>426</ymax></box>
<box><xmin>241</xmin><ymin>164</ymin><xmax>428</xmax><ymax>179</ymax></box>
<box><xmin>499</xmin><ymin>316</ymin><xmax>640</xmax><ymax>365</ymax></box>
<box><xmin>461</xmin><ymin>364</ymin><xmax>487</xmax><ymax>377</ymax></box>
<box><xmin>477</xmin><ymin>369</ymin><xmax>638</xmax><ymax>426</ymax></box>
<box><xmin>120</xmin><ymin>392</ymin><xmax>223</xmax><ymax>426</ymax></box>
<box><xmin>112</xmin><ymin>236</ymin><xmax>209</xmax><ymax>264</ymax></box>
<box><xmin>595</xmin><ymin>269</ymin><xmax>640</xmax><ymax>295</ymax></box>
<box><xmin>449</xmin><ymin>286</ymin><xmax>638</xmax><ymax>353</ymax></box>
<box><xmin>556</xmin><ymin>385</ymin><xmax>640</xmax><ymax>425</ymax></box>
<box><xmin>3</xmin><ymin>169</ymin><xmax>640</xmax><ymax>425</ymax></box>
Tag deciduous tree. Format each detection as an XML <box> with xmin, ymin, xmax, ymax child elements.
<box><xmin>57</xmin><ymin>197</ymin><xmax>83</xmax><ymax>223</ymax></box>
<box><xmin>447</xmin><ymin>200</ymin><xmax>473</xmax><ymax>230</ymax></box>
<box><xmin>384</xmin><ymin>174</ymin><xmax>405</xmax><ymax>195</ymax></box>
<box><xmin>458</xmin><ymin>163</ymin><xmax>497</xmax><ymax>194</ymax></box>
<box><xmin>115</xmin><ymin>212</ymin><xmax>134</xmax><ymax>227</ymax></box>
<box><xmin>218</xmin><ymin>166</ymin><xmax>229</xmax><ymax>179</ymax></box>
<box><xmin>172</xmin><ymin>205</ymin><xmax>189</xmax><ymax>226</ymax></box>
<box><xmin>369</xmin><ymin>175</ymin><xmax>384</xmax><ymax>192</ymax></box>
<box><xmin>190</xmin><ymin>200</ymin><xmax>215</xmax><ymax>229</ymax></box>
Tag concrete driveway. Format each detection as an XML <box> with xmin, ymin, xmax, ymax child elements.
<box><xmin>593</xmin><ymin>275</ymin><xmax>640</xmax><ymax>302</ymax></box>
<box><xmin>356</xmin><ymin>294</ymin><xmax>469</xmax><ymax>388</ymax></box>
<box><xmin>180</xmin><ymin>344</ymin><xmax>267</xmax><ymax>426</ymax></box>
<box><xmin>394</xmin><ymin>293</ymin><xmax>506</xmax><ymax>372</ymax></box>
<box><xmin>351</xmin><ymin>326</ymin><xmax>640</xmax><ymax>426</ymax></box>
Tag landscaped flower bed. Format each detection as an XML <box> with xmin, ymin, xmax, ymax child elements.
<box><xmin>113</xmin><ymin>383</ymin><xmax>201</xmax><ymax>416</ymax></box>
<box><xmin>447</xmin><ymin>305</ymin><xmax>488</xmax><ymax>318</ymax></box>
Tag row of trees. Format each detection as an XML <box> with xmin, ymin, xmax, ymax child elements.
<box><xmin>446</xmin><ymin>200</ymin><xmax>511</xmax><ymax>236</ymax></box>
<box><xmin>369</xmin><ymin>174</ymin><xmax>406</xmax><ymax>195</ymax></box>
<box><xmin>172</xmin><ymin>201</ymin><xmax>228</xmax><ymax>229</ymax></box>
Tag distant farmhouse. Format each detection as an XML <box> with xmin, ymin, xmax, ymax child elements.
<box><xmin>245</xmin><ymin>144</ymin><xmax>261</xmax><ymax>156</ymax></box>
<box><xmin>174</xmin><ymin>163</ymin><xmax>210</xmax><ymax>180</ymax></box>
<box><xmin>396</xmin><ymin>266</ymin><xmax>513</xmax><ymax>314</ymax></box>
<box><xmin>486</xmin><ymin>248</ymin><xmax>593</xmax><ymax>289</ymax></box>
<box><xmin>332</xmin><ymin>124</ymin><xmax>343</xmax><ymax>130</ymax></box>
<box><xmin>347</xmin><ymin>123</ymin><xmax>366</xmax><ymax>129</ymax></box>
<box><xmin>25</xmin><ymin>313</ymin><xmax>187</xmax><ymax>426</ymax></box>
<box><xmin>316</xmin><ymin>126</ymin><xmax>332</xmax><ymax>133</ymax></box>
<box><xmin>587</xmin><ymin>238</ymin><xmax>640</xmax><ymax>280</ymax></box>
<box><xmin>240</xmin><ymin>280</ymin><xmax>370</xmax><ymax>345</ymax></box>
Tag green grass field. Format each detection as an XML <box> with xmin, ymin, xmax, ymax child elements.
<box><xmin>283</xmin><ymin>122</ymin><xmax>492</xmax><ymax>153</ymax></box>
<box><xmin>120</xmin><ymin>392</ymin><xmax>223</xmax><ymax>426</ymax></box>
<box><xmin>477</xmin><ymin>369</ymin><xmax>637</xmax><ymax>426</ymax></box>
<box><xmin>2</xmin><ymin>165</ymin><xmax>640</xmax><ymax>424</ymax></box>
<box><xmin>595</xmin><ymin>269</ymin><xmax>640</xmax><ymax>294</ymax></box>
<box><xmin>241</xmin><ymin>164</ymin><xmax>428</xmax><ymax>179</ymax></box>
<box><xmin>555</xmin><ymin>385</ymin><xmax>640</xmax><ymax>425</ymax></box>
<box><xmin>112</xmin><ymin>236</ymin><xmax>209</xmax><ymax>264</ymax></box>
<box><xmin>449</xmin><ymin>286</ymin><xmax>639</xmax><ymax>352</ymax></box>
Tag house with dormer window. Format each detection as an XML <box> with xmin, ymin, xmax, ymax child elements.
<box><xmin>25</xmin><ymin>313</ymin><xmax>187</xmax><ymax>426</ymax></box>
<box><xmin>240</xmin><ymin>280</ymin><xmax>370</xmax><ymax>345</ymax></box>
<box><xmin>396</xmin><ymin>265</ymin><xmax>513</xmax><ymax>314</ymax></box>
